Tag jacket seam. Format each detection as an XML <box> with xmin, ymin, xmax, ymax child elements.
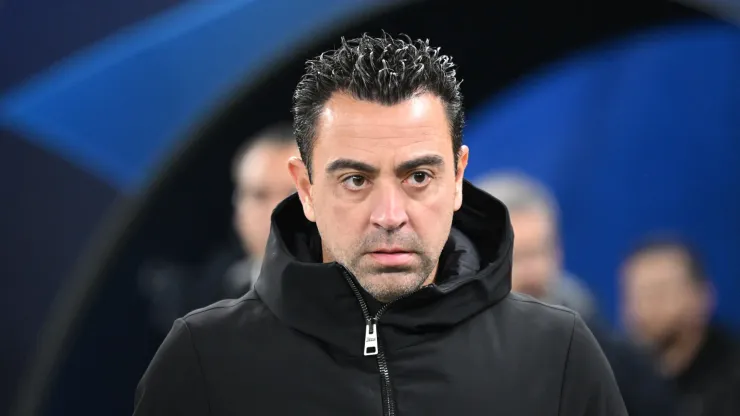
<box><xmin>181</xmin><ymin>319</ymin><xmax>212</xmax><ymax>415</ymax></box>
<box><xmin>393</xmin><ymin>297</ymin><xmax>576</xmax><ymax>353</ymax></box>
<box><xmin>184</xmin><ymin>297</ymin><xmax>257</xmax><ymax>319</ymax></box>
<box><xmin>506</xmin><ymin>295</ymin><xmax>578</xmax><ymax>316</ymax></box>
<box><xmin>557</xmin><ymin>314</ymin><xmax>577</xmax><ymax>416</ymax></box>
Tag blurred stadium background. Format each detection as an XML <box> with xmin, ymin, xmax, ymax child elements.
<box><xmin>1</xmin><ymin>0</ymin><xmax>738</xmax><ymax>415</ymax></box>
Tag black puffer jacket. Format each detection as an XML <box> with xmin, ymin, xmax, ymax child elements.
<box><xmin>133</xmin><ymin>181</ymin><xmax>627</xmax><ymax>416</ymax></box>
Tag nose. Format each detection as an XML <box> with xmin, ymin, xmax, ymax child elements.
<box><xmin>370</xmin><ymin>182</ymin><xmax>409</xmax><ymax>232</ymax></box>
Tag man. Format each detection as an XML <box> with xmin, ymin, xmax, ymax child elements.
<box><xmin>223</xmin><ymin>125</ymin><xmax>298</xmax><ymax>298</ymax></box>
<box><xmin>134</xmin><ymin>34</ymin><xmax>626</xmax><ymax>415</ymax></box>
<box><xmin>621</xmin><ymin>235</ymin><xmax>740</xmax><ymax>416</ymax></box>
<box><xmin>141</xmin><ymin>126</ymin><xmax>298</xmax><ymax>334</ymax></box>
<box><xmin>478</xmin><ymin>172</ymin><xmax>677</xmax><ymax>416</ymax></box>
<box><xmin>476</xmin><ymin>172</ymin><xmax>598</xmax><ymax>318</ymax></box>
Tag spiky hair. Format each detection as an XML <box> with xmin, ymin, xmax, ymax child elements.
<box><xmin>292</xmin><ymin>33</ymin><xmax>464</xmax><ymax>179</ymax></box>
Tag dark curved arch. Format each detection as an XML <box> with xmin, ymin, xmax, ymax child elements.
<box><xmin>13</xmin><ymin>1</ymin><xmax>704</xmax><ymax>415</ymax></box>
<box><xmin>9</xmin><ymin>2</ymin><xmax>420</xmax><ymax>415</ymax></box>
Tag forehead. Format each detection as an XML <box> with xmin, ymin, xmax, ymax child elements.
<box><xmin>314</xmin><ymin>92</ymin><xmax>451</xmax><ymax>164</ymax></box>
<box><xmin>623</xmin><ymin>249</ymin><xmax>693</xmax><ymax>287</ymax></box>
<box><xmin>237</xmin><ymin>143</ymin><xmax>297</xmax><ymax>184</ymax></box>
<box><xmin>510</xmin><ymin>209</ymin><xmax>554</xmax><ymax>230</ymax></box>
<box><xmin>510</xmin><ymin>208</ymin><xmax>556</xmax><ymax>238</ymax></box>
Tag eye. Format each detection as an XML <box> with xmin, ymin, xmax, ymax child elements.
<box><xmin>406</xmin><ymin>171</ymin><xmax>432</xmax><ymax>187</ymax></box>
<box><xmin>342</xmin><ymin>175</ymin><xmax>368</xmax><ymax>191</ymax></box>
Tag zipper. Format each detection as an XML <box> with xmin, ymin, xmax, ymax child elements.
<box><xmin>341</xmin><ymin>267</ymin><xmax>419</xmax><ymax>416</ymax></box>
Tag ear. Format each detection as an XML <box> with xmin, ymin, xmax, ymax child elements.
<box><xmin>288</xmin><ymin>156</ymin><xmax>316</xmax><ymax>222</ymax></box>
<box><xmin>453</xmin><ymin>145</ymin><xmax>469</xmax><ymax>211</ymax></box>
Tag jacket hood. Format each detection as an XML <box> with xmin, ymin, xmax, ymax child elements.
<box><xmin>255</xmin><ymin>179</ymin><xmax>513</xmax><ymax>354</ymax></box>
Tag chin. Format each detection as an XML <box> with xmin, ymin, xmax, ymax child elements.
<box><xmin>359</xmin><ymin>273</ymin><xmax>426</xmax><ymax>300</ymax></box>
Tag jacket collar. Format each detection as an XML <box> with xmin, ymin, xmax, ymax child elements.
<box><xmin>255</xmin><ymin>180</ymin><xmax>513</xmax><ymax>355</ymax></box>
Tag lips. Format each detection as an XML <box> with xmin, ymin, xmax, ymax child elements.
<box><xmin>372</xmin><ymin>248</ymin><xmax>410</xmax><ymax>254</ymax></box>
<box><xmin>368</xmin><ymin>249</ymin><xmax>415</xmax><ymax>267</ymax></box>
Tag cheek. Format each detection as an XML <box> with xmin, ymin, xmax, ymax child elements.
<box><xmin>235</xmin><ymin>204</ymin><xmax>252</xmax><ymax>230</ymax></box>
<box><xmin>410</xmin><ymin>197</ymin><xmax>455</xmax><ymax>249</ymax></box>
<box><xmin>314</xmin><ymin>197</ymin><xmax>366</xmax><ymax>246</ymax></box>
<box><xmin>513</xmin><ymin>256</ymin><xmax>549</xmax><ymax>279</ymax></box>
<box><xmin>631</xmin><ymin>296</ymin><xmax>678</xmax><ymax>326</ymax></box>
<box><xmin>238</xmin><ymin>205</ymin><xmax>268</xmax><ymax>236</ymax></box>
<box><xmin>630</xmin><ymin>291</ymin><xmax>657</xmax><ymax>314</ymax></box>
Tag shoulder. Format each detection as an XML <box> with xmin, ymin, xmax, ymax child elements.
<box><xmin>181</xmin><ymin>293</ymin><xmax>275</xmax><ymax>336</ymax></box>
<box><xmin>485</xmin><ymin>292</ymin><xmax>584</xmax><ymax>359</ymax></box>
<box><xmin>497</xmin><ymin>294</ymin><xmax>626</xmax><ymax>414</ymax></box>
<box><xmin>547</xmin><ymin>273</ymin><xmax>598</xmax><ymax>319</ymax></box>
<box><xmin>500</xmin><ymin>291</ymin><xmax>580</xmax><ymax>329</ymax></box>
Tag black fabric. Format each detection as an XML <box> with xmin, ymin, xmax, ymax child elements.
<box><xmin>133</xmin><ymin>180</ymin><xmax>627</xmax><ymax>415</ymax></box>
<box><xmin>585</xmin><ymin>316</ymin><xmax>678</xmax><ymax>416</ymax></box>
<box><xmin>674</xmin><ymin>325</ymin><xmax>740</xmax><ymax>416</ymax></box>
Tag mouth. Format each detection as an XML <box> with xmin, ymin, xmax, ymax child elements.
<box><xmin>367</xmin><ymin>249</ymin><xmax>416</xmax><ymax>267</ymax></box>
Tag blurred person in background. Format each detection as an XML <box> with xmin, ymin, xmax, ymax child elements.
<box><xmin>477</xmin><ymin>172</ymin><xmax>677</xmax><ymax>416</ymax></box>
<box><xmin>138</xmin><ymin>125</ymin><xmax>297</xmax><ymax>338</ymax></box>
<box><xmin>223</xmin><ymin>124</ymin><xmax>298</xmax><ymax>298</ymax></box>
<box><xmin>621</xmin><ymin>235</ymin><xmax>740</xmax><ymax>416</ymax></box>
<box><xmin>134</xmin><ymin>34</ymin><xmax>626</xmax><ymax>416</ymax></box>
<box><xmin>476</xmin><ymin>173</ymin><xmax>597</xmax><ymax>318</ymax></box>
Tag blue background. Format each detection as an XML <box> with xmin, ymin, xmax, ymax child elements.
<box><xmin>465</xmin><ymin>21</ymin><xmax>740</xmax><ymax>325</ymax></box>
<box><xmin>1</xmin><ymin>0</ymin><xmax>739</xmax><ymax>414</ymax></box>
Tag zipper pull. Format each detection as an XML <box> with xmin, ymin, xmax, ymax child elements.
<box><xmin>364</xmin><ymin>320</ymin><xmax>379</xmax><ymax>356</ymax></box>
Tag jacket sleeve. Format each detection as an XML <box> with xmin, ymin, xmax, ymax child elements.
<box><xmin>133</xmin><ymin>318</ymin><xmax>210</xmax><ymax>416</ymax></box>
<box><xmin>558</xmin><ymin>315</ymin><xmax>628</xmax><ymax>416</ymax></box>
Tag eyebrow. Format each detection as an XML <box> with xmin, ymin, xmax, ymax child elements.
<box><xmin>325</xmin><ymin>154</ymin><xmax>445</xmax><ymax>176</ymax></box>
<box><xmin>395</xmin><ymin>155</ymin><xmax>445</xmax><ymax>175</ymax></box>
<box><xmin>326</xmin><ymin>159</ymin><xmax>379</xmax><ymax>175</ymax></box>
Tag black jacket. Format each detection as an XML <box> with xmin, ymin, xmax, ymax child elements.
<box><xmin>133</xmin><ymin>181</ymin><xmax>627</xmax><ymax>416</ymax></box>
<box><xmin>585</xmin><ymin>317</ymin><xmax>677</xmax><ymax>416</ymax></box>
<box><xmin>675</xmin><ymin>325</ymin><xmax>740</xmax><ymax>416</ymax></box>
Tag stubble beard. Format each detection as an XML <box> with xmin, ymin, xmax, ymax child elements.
<box><xmin>335</xmin><ymin>234</ymin><xmax>438</xmax><ymax>303</ymax></box>
<box><xmin>350</xmin><ymin>258</ymin><xmax>437</xmax><ymax>303</ymax></box>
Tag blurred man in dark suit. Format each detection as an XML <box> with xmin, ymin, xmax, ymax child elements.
<box><xmin>223</xmin><ymin>124</ymin><xmax>299</xmax><ymax>297</ymax></box>
<box><xmin>138</xmin><ymin>125</ymin><xmax>298</xmax><ymax>338</ymax></box>
<box><xmin>621</xmin><ymin>236</ymin><xmax>740</xmax><ymax>416</ymax></box>
<box><xmin>477</xmin><ymin>173</ymin><xmax>598</xmax><ymax>318</ymax></box>
<box><xmin>478</xmin><ymin>172</ymin><xmax>677</xmax><ymax>416</ymax></box>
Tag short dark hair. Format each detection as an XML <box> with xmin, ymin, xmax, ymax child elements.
<box><xmin>625</xmin><ymin>233</ymin><xmax>708</xmax><ymax>284</ymax></box>
<box><xmin>231</xmin><ymin>123</ymin><xmax>295</xmax><ymax>183</ymax></box>
<box><xmin>292</xmin><ymin>33</ymin><xmax>464</xmax><ymax>180</ymax></box>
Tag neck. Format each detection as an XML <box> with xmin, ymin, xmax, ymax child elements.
<box><xmin>658</xmin><ymin>327</ymin><xmax>707</xmax><ymax>377</ymax></box>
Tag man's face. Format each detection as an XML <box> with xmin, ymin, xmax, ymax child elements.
<box><xmin>289</xmin><ymin>92</ymin><xmax>468</xmax><ymax>303</ymax></box>
<box><xmin>621</xmin><ymin>248</ymin><xmax>710</xmax><ymax>349</ymax></box>
<box><xmin>235</xmin><ymin>142</ymin><xmax>299</xmax><ymax>259</ymax></box>
<box><xmin>509</xmin><ymin>209</ymin><xmax>560</xmax><ymax>299</ymax></box>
